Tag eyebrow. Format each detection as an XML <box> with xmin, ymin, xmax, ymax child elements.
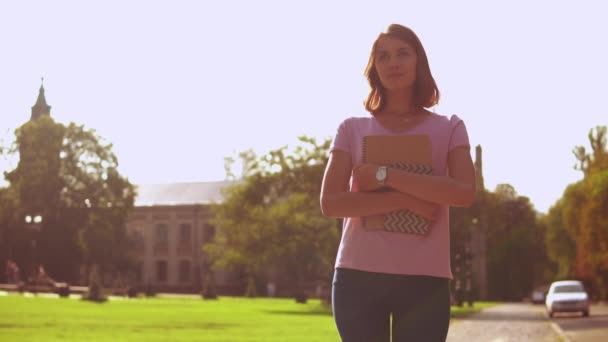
<box><xmin>377</xmin><ymin>46</ymin><xmax>414</xmax><ymax>54</ymax></box>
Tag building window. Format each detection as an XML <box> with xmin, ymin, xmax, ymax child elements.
<box><xmin>156</xmin><ymin>224</ymin><xmax>168</xmax><ymax>242</ymax></box>
<box><xmin>179</xmin><ymin>224</ymin><xmax>191</xmax><ymax>244</ymax></box>
<box><xmin>156</xmin><ymin>260</ymin><xmax>168</xmax><ymax>282</ymax></box>
<box><xmin>155</xmin><ymin>224</ymin><xmax>169</xmax><ymax>251</ymax></box>
<box><xmin>179</xmin><ymin>260</ymin><xmax>191</xmax><ymax>283</ymax></box>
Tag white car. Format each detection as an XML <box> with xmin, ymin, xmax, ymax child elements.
<box><xmin>545</xmin><ymin>280</ymin><xmax>590</xmax><ymax>318</ymax></box>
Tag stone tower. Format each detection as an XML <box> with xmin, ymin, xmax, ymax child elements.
<box><xmin>472</xmin><ymin>144</ymin><xmax>488</xmax><ymax>299</ymax></box>
<box><xmin>475</xmin><ymin>145</ymin><xmax>484</xmax><ymax>192</ymax></box>
<box><xmin>30</xmin><ymin>79</ymin><xmax>51</xmax><ymax>121</ymax></box>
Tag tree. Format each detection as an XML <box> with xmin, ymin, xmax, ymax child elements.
<box><xmin>61</xmin><ymin>123</ymin><xmax>137</xmax><ymax>279</ymax></box>
<box><xmin>205</xmin><ymin>136</ymin><xmax>339</xmax><ymax>299</ymax></box>
<box><xmin>574</xmin><ymin>126</ymin><xmax>608</xmax><ymax>176</ymax></box>
<box><xmin>6</xmin><ymin>116</ymin><xmax>64</xmax><ymax>215</ymax></box>
<box><xmin>542</xmin><ymin>199</ymin><xmax>576</xmax><ymax>280</ymax></box>
<box><xmin>4</xmin><ymin>116</ymin><xmax>66</xmax><ymax>279</ymax></box>
<box><xmin>0</xmin><ymin>187</ymin><xmax>19</xmax><ymax>267</ymax></box>
<box><xmin>3</xmin><ymin>116</ymin><xmax>136</xmax><ymax>283</ymax></box>
<box><xmin>572</xmin><ymin>126</ymin><xmax>608</xmax><ymax>298</ymax></box>
<box><xmin>482</xmin><ymin>186</ymin><xmax>546</xmax><ymax>301</ymax></box>
<box><xmin>545</xmin><ymin>125</ymin><xmax>608</xmax><ymax>299</ymax></box>
<box><xmin>579</xmin><ymin>170</ymin><xmax>608</xmax><ymax>298</ymax></box>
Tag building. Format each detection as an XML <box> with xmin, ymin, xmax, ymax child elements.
<box><xmin>21</xmin><ymin>82</ymin><xmax>241</xmax><ymax>293</ymax></box>
<box><xmin>31</xmin><ymin>80</ymin><xmax>52</xmax><ymax>120</ymax></box>
<box><xmin>126</xmin><ymin>181</ymin><xmax>240</xmax><ymax>293</ymax></box>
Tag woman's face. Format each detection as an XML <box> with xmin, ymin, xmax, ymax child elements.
<box><xmin>374</xmin><ymin>36</ymin><xmax>417</xmax><ymax>91</ymax></box>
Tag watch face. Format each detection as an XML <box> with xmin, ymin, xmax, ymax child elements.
<box><xmin>376</xmin><ymin>167</ymin><xmax>386</xmax><ymax>181</ymax></box>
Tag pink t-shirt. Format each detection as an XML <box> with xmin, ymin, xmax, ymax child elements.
<box><xmin>330</xmin><ymin>112</ymin><xmax>470</xmax><ymax>279</ymax></box>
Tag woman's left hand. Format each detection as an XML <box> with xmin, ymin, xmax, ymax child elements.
<box><xmin>352</xmin><ymin>164</ymin><xmax>383</xmax><ymax>192</ymax></box>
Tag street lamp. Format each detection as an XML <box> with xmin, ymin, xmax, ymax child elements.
<box><xmin>465</xmin><ymin>217</ymin><xmax>479</xmax><ymax>307</ymax></box>
<box><xmin>464</xmin><ymin>243</ymin><xmax>473</xmax><ymax>307</ymax></box>
<box><xmin>24</xmin><ymin>214</ymin><xmax>43</xmax><ymax>279</ymax></box>
<box><xmin>25</xmin><ymin>215</ymin><xmax>43</xmax><ymax>228</ymax></box>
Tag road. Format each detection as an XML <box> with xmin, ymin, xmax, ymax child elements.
<box><xmin>552</xmin><ymin>304</ymin><xmax>608</xmax><ymax>342</ymax></box>
<box><xmin>447</xmin><ymin>302</ymin><xmax>608</xmax><ymax>342</ymax></box>
<box><xmin>447</xmin><ymin>303</ymin><xmax>561</xmax><ymax>341</ymax></box>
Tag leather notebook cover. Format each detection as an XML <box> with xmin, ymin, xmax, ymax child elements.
<box><xmin>361</xmin><ymin>135</ymin><xmax>433</xmax><ymax>235</ymax></box>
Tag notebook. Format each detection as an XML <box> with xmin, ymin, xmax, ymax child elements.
<box><xmin>361</xmin><ymin>135</ymin><xmax>434</xmax><ymax>235</ymax></box>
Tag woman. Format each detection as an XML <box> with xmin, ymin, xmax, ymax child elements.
<box><xmin>320</xmin><ymin>24</ymin><xmax>476</xmax><ymax>342</ymax></box>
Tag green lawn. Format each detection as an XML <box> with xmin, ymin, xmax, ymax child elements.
<box><xmin>0</xmin><ymin>293</ymin><xmax>495</xmax><ymax>341</ymax></box>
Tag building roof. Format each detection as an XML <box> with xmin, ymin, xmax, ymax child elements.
<box><xmin>134</xmin><ymin>180</ymin><xmax>234</xmax><ymax>206</ymax></box>
<box><xmin>31</xmin><ymin>82</ymin><xmax>51</xmax><ymax>121</ymax></box>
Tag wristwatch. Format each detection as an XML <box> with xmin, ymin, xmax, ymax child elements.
<box><xmin>375</xmin><ymin>166</ymin><xmax>388</xmax><ymax>186</ymax></box>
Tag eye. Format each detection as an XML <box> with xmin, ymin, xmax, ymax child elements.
<box><xmin>376</xmin><ymin>52</ymin><xmax>389</xmax><ymax>63</ymax></box>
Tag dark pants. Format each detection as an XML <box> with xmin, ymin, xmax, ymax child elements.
<box><xmin>332</xmin><ymin>268</ymin><xmax>451</xmax><ymax>342</ymax></box>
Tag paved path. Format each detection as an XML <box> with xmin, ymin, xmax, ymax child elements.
<box><xmin>553</xmin><ymin>304</ymin><xmax>608</xmax><ymax>342</ymax></box>
<box><xmin>447</xmin><ymin>303</ymin><xmax>565</xmax><ymax>342</ymax></box>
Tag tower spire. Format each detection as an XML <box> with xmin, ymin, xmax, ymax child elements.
<box><xmin>30</xmin><ymin>78</ymin><xmax>51</xmax><ymax>121</ymax></box>
<box><xmin>475</xmin><ymin>145</ymin><xmax>485</xmax><ymax>192</ymax></box>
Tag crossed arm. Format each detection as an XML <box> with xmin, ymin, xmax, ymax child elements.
<box><xmin>319</xmin><ymin>146</ymin><xmax>476</xmax><ymax>220</ymax></box>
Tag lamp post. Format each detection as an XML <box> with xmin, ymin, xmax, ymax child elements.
<box><xmin>464</xmin><ymin>243</ymin><xmax>473</xmax><ymax>307</ymax></box>
<box><xmin>453</xmin><ymin>251</ymin><xmax>463</xmax><ymax>307</ymax></box>
<box><xmin>466</xmin><ymin>217</ymin><xmax>479</xmax><ymax>306</ymax></box>
<box><xmin>24</xmin><ymin>214</ymin><xmax>43</xmax><ymax>280</ymax></box>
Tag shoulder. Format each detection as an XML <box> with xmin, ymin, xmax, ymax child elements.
<box><xmin>426</xmin><ymin>111</ymin><xmax>466</xmax><ymax>129</ymax></box>
<box><xmin>332</xmin><ymin>116</ymin><xmax>373</xmax><ymax>150</ymax></box>
<box><xmin>335</xmin><ymin>116</ymin><xmax>374</xmax><ymax>134</ymax></box>
<box><xmin>339</xmin><ymin>116</ymin><xmax>373</xmax><ymax>127</ymax></box>
<box><xmin>428</xmin><ymin>112</ymin><xmax>471</xmax><ymax>148</ymax></box>
<box><xmin>427</xmin><ymin>111</ymin><xmax>464</xmax><ymax>123</ymax></box>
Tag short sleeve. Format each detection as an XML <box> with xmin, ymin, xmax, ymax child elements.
<box><xmin>329</xmin><ymin>118</ymin><xmax>352</xmax><ymax>154</ymax></box>
<box><xmin>448</xmin><ymin>115</ymin><xmax>470</xmax><ymax>151</ymax></box>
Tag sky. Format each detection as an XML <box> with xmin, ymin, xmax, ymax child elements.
<box><xmin>1</xmin><ymin>0</ymin><xmax>607</xmax><ymax>214</ymax></box>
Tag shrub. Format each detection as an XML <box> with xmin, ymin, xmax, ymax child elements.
<box><xmin>55</xmin><ymin>283</ymin><xmax>70</xmax><ymax>298</ymax></box>
<box><xmin>144</xmin><ymin>284</ymin><xmax>156</xmax><ymax>297</ymax></box>
<box><xmin>127</xmin><ymin>286</ymin><xmax>138</xmax><ymax>298</ymax></box>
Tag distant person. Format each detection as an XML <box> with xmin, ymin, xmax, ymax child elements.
<box><xmin>12</xmin><ymin>261</ymin><xmax>21</xmax><ymax>284</ymax></box>
<box><xmin>320</xmin><ymin>23</ymin><xmax>476</xmax><ymax>341</ymax></box>
<box><xmin>35</xmin><ymin>264</ymin><xmax>54</xmax><ymax>286</ymax></box>
<box><xmin>4</xmin><ymin>260</ymin><xmax>21</xmax><ymax>284</ymax></box>
<box><xmin>266</xmin><ymin>282</ymin><xmax>276</xmax><ymax>297</ymax></box>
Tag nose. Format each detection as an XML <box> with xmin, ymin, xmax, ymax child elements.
<box><xmin>386</xmin><ymin>56</ymin><xmax>403</xmax><ymax>69</ymax></box>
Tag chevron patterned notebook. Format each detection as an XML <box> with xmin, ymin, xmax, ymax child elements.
<box><xmin>361</xmin><ymin>135</ymin><xmax>434</xmax><ymax>235</ymax></box>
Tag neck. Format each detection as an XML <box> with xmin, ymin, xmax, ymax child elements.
<box><xmin>383</xmin><ymin>88</ymin><xmax>416</xmax><ymax>114</ymax></box>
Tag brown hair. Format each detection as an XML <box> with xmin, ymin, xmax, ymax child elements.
<box><xmin>364</xmin><ymin>24</ymin><xmax>440</xmax><ymax>114</ymax></box>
